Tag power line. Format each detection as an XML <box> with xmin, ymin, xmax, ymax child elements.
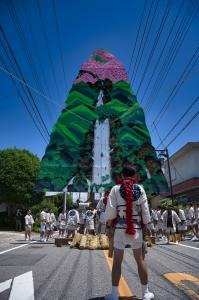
<box><xmin>8</xmin><ymin>0</ymin><xmax>55</xmax><ymax>124</ymax></box>
<box><xmin>136</xmin><ymin>0</ymin><xmax>173</xmax><ymax>97</ymax></box>
<box><xmin>128</xmin><ymin>0</ymin><xmax>148</xmax><ymax>75</ymax></box>
<box><xmin>52</xmin><ymin>0</ymin><xmax>67</xmax><ymax>88</ymax></box>
<box><xmin>151</xmin><ymin>47</ymin><xmax>199</xmax><ymax>128</ymax></box>
<box><xmin>140</xmin><ymin>0</ymin><xmax>185</xmax><ymax>105</ymax></box>
<box><xmin>145</xmin><ymin>1</ymin><xmax>197</xmax><ymax>113</ymax></box>
<box><xmin>0</xmin><ymin>55</ymin><xmax>48</xmax><ymax>144</ymax></box>
<box><xmin>0</xmin><ymin>25</ymin><xmax>50</xmax><ymax>138</ymax></box>
<box><xmin>0</xmin><ymin>64</ymin><xmax>93</xmax><ymax>125</ymax></box>
<box><xmin>21</xmin><ymin>0</ymin><xmax>53</xmax><ymax>100</ymax></box>
<box><xmin>130</xmin><ymin>0</ymin><xmax>158</xmax><ymax>85</ymax></box>
<box><xmin>5</xmin><ymin>0</ymin><xmax>43</xmax><ymax>97</ymax></box>
<box><xmin>0</xmin><ymin>64</ymin><xmax>60</xmax><ymax>108</ymax></box>
<box><xmin>144</xmin><ymin>0</ymin><xmax>199</xmax><ymax>114</ymax></box>
<box><xmin>153</xmin><ymin>123</ymin><xmax>185</xmax><ymax>181</ymax></box>
<box><xmin>36</xmin><ymin>0</ymin><xmax>61</xmax><ymax>100</ymax></box>
<box><xmin>166</xmin><ymin>110</ymin><xmax>199</xmax><ymax>148</ymax></box>
<box><xmin>157</xmin><ymin>96</ymin><xmax>199</xmax><ymax>148</ymax></box>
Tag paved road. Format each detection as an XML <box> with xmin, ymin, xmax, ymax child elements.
<box><xmin>0</xmin><ymin>232</ymin><xmax>199</xmax><ymax>300</ymax></box>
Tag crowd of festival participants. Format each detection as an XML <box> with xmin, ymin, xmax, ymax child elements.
<box><xmin>37</xmin><ymin>198</ymin><xmax>106</xmax><ymax>242</ymax></box>
<box><xmin>22</xmin><ymin>199</ymin><xmax>199</xmax><ymax>244</ymax></box>
<box><xmin>17</xmin><ymin>164</ymin><xmax>199</xmax><ymax>300</ymax></box>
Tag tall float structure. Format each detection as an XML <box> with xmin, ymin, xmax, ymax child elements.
<box><xmin>35</xmin><ymin>49</ymin><xmax>168</xmax><ymax>195</ymax></box>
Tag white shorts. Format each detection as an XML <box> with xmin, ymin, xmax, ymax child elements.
<box><xmin>66</xmin><ymin>225</ymin><xmax>78</xmax><ymax>231</ymax></box>
<box><xmin>86</xmin><ymin>221</ymin><xmax>95</xmax><ymax>230</ymax></box>
<box><xmin>156</xmin><ymin>222</ymin><xmax>164</xmax><ymax>231</ymax></box>
<box><xmin>46</xmin><ymin>223</ymin><xmax>54</xmax><ymax>231</ymax></box>
<box><xmin>147</xmin><ymin>222</ymin><xmax>155</xmax><ymax>232</ymax></box>
<box><xmin>166</xmin><ymin>227</ymin><xmax>176</xmax><ymax>234</ymax></box>
<box><xmin>59</xmin><ymin>224</ymin><xmax>66</xmax><ymax>230</ymax></box>
<box><xmin>114</xmin><ymin>229</ymin><xmax>143</xmax><ymax>250</ymax></box>
<box><xmin>178</xmin><ymin>223</ymin><xmax>187</xmax><ymax>231</ymax></box>
<box><xmin>99</xmin><ymin>212</ymin><xmax>106</xmax><ymax>224</ymax></box>
<box><xmin>25</xmin><ymin>225</ymin><xmax>32</xmax><ymax>230</ymax></box>
<box><xmin>187</xmin><ymin>220</ymin><xmax>196</xmax><ymax>227</ymax></box>
<box><xmin>79</xmin><ymin>217</ymin><xmax>85</xmax><ymax>225</ymax></box>
<box><xmin>40</xmin><ymin>223</ymin><xmax>46</xmax><ymax>232</ymax></box>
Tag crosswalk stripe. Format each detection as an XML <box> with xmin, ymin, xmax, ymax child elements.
<box><xmin>9</xmin><ymin>271</ymin><xmax>34</xmax><ymax>300</ymax></box>
<box><xmin>0</xmin><ymin>279</ymin><xmax>12</xmax><ymax>293</ymax></box>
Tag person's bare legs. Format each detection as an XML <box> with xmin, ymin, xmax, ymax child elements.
<box><xmin>133</xmin><ymin>247</ymin><xmax>154</xmax><ymax>299</ymax></box>
<box><xmin>133</xmin><ymin>247</ymin><xmax>148</xmax><ymax>284</ymax></box>
<box><xmin>104</xmin><ymin>248</ymin><xmax>124</xmax><ymax>299</ymax></box>
<box><xmin>25</xmin><ymin>228</ymin><xmax>28</xmax><ymax>240</ymax></box>
<box><xmin>112</xmin><ymin>248</ymin><xmax>124</xmax><ymax>286</ymax></box>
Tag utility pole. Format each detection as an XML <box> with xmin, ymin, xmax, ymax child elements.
<box><xmin>155</xmin><ymin>148</ymin><xmax>174</xmax><ymax>206</ymax></box>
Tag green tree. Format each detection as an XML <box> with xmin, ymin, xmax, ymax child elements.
<box><xmin>0</xmin><ymin>148</ymin><xmax>43</xmax><ymax>211</ymax></box>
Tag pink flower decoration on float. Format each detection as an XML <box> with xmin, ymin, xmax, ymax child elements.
<box><xmin>74</xmin><ymin>49</ymin><xmax>129</xmax><ymax>84</ymax></box>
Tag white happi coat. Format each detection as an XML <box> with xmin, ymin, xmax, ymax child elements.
<box><xmin>196</xmin><ymin>208</ymin><xmax>199</xmax><ymax>224</ymax></box>
<box><xmin>177</xmin><ymin>208</ymin><xmax>187</xmax><ymax>231</ymax></box>
<box><xmin>40</xmin><ymin>211</ymin><xmax>47</xmax><ymax>223</ymax></box>
<box><xmin>46</xmin><ymin>212</ymin><xmax>56</xmax><ymax>230</ymax></box>
<box><xmin>58</xmin><ymin>213</ymin><xmax>67</xmax><ymax>229</ymax></box>
<box><xmin>178</xmin><ymin>209</ymin><xmax>186</xmax><ymax>222</ymax></box>
<box><xmin>78</xmin><ymin>203</ymin><xmax>89</xmax><ymax>225</ymax></box>
<box><xmin>96</xmin><ymin>197</ymin><xmax>106</xmax><ymax>224</ymax></box>
<box><xmin>25</xmin><ymin>214</ymin><xmax>34</xmax><ymax>227</ymax></box>
<box><xmin>162</xmin><ymin>210</ymin><xmax>181</xmax><ymax>231</ymax></box>
<box><xmin>66</xmin><ymin>209</ymin><xmax>80</xmax><ymax>230</ymax></box>
<box><xmin>105</xmin><ymin>183</ymin><xmax>151</xmax><ymax>231</ymax></box>
<box><xmin>85</xmin><ymin>209</ymin><xmax>95</xmax><ymax>230</ymax></box>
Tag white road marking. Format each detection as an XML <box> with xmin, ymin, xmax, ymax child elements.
<box><xmin>0</xmin><ymin>241</ymin><xmax>37</xmax><ymax>255</ymax></box>
<box><xmin>0</xmin><ymin>279</ymin><xmax>12</xmax><ymax>293</ymax></box>
<box><xmin>170</xmin><ymin>242</ymin><xmax>199</xmax><ymax>250</ymax></box>
<box><xmin>9</xmin><ymin>271</ymin><xmax>34</xmax><ymax>300</ymax></box>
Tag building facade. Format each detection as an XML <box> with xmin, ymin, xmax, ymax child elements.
<box><xmin>163</xmin><ymin>142</ymin><xmax>199</xmax><ymax>203</ymax></box>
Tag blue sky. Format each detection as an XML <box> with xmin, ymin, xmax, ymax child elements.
<box><xmin>0</xmin><ymin>0</ymin><xmax>198</xmax><ymax>160</ymax></box>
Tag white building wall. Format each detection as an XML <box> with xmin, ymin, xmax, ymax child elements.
<box><xmin>164</xmin><ymin>143</ymin><xmax>199</xmax><ymax>186</ymax></box>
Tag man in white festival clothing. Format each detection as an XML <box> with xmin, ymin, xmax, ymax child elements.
<box><xmin>105</xmin><ymin>165</ymin><xmax>154</xmax><ymax>300</ymax></box>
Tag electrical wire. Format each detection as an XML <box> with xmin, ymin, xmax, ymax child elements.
<box><xmin>153</xmin><ymin>123</ymin><xmax>185</xmax><ymax>181</ymax></box>
<box><xmin>5</xmin><ymin>0</ymin><xmax>44</xmax><ymax>97</ymax></box>
<box><xmin>156</xmin><ymin>96</ymin><xmax>199</xmax><ymax>148</ymax></box>
<box><xmin>130</xmin><ymin>0</ymin><xmax>157</xmax><ymax>85</ymax></box>
<box><xmin>21</xmin><ymin>0</ymin><xmax>53</xmax><ymax>100</ymax></box>
<box><xmin>52</xmin><ymin>0</ymin><xmax>67</xmax><ymax>88</ymax></box>
<box><xmin>0</xmin><ymin>65</ymin><xmax>93</xmax><ymax>125</ymax></box>
<box><xmin>128</xmin><ymin>0</ymin><xmax>148</xmax><ymax>75</ymax></box>
<box><xmin>144</xmin><ymin>0</ymin><xmax>199</xmax><ymax>114</ymax></box>
<box><xmin>0</xmin><ymin>55</ymin><xmax>48</xmax><ymax>144</ymax></box>
<box><xmin>140</xmin><ymin>0</ymin><xmax>185</xmax><ymax>104</ymax></box>
<box><xmin>36</xmin><ymin>0</ymin><xmax>61</xmax><ymax>99</ymax></box>
<box><xmin>136</xmin><ymin>0</ymin><xmax>173</xmax><ymax>97</ymax></box>
<box><xmin>0</xmin><ymin>25</ymin><xmax>50</xmax><ymax>138</ymax></box>
<box><xmin>166</xmin><ymin>110</ymin><xmax>199</xmax><ymax>148</ymax></box>
<box><xmin>151</xmin><ymin>47</ymin><xmax>199</xmax><ymax>128</ymax></box>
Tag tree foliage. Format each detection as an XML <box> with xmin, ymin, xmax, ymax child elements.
<box><xmin>0</xmin><ymin>148</ymin><xmax>43</xmax><ymax>207</ymax></box>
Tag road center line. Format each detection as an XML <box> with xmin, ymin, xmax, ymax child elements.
<box><xmin>0</xmin><ymin>241</ymin><xmax>37</xmax><ymax>255</ymax></box>
<box><xmin>103</xmin><ymin>250</ymin><xmax>134</xmax><ymax>298</ymax></box>
<box><xmin>170</xmin><ymin>242</ymin><xmax>199</xmax><ymax>250</ymax></box>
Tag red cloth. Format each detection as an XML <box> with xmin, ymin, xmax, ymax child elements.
<box><xmin>116</xmin><ymin>177</ymin><xmax>137</xmax><ymax>235</ymax></box>
<box><xmin>103</xmin><ymin>191</ymin><xmax>109</xmax><ymax>206</ymax></box>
